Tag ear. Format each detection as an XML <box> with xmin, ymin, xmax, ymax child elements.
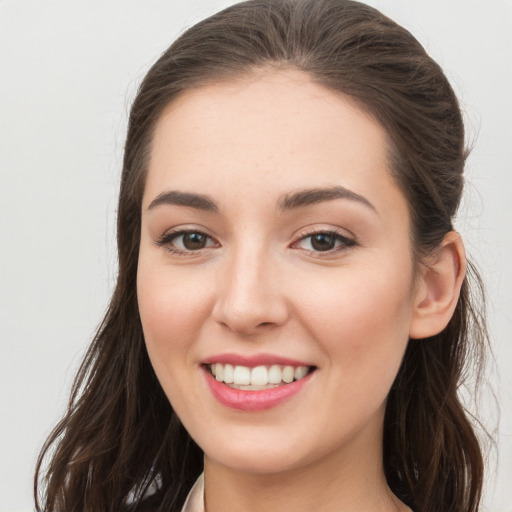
<box><xmin>409</xmin><ymin>231</ymin><xmax>466</xmax><ymax>339</ymax></box>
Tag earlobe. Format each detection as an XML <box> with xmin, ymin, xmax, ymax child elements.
<box><xmin>409</xmin><ymin>231</ymin><xmax>466</xmax><ymax>339</ymax></box>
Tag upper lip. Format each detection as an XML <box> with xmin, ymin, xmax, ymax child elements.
<box><xmin>202</xmin><ymin>352</ymin><xmax>314</xmax><ymax>367</ymax></box>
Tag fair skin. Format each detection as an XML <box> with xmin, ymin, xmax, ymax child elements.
<box><xmin>137</xmin><ymin>69</ymin><xmax>465</xmax><ymax>512</ymax></box>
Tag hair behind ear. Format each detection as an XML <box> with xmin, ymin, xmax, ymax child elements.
<box><xmin>385</xmin><ymin>257</ymin><xmax>487</xmax><ymax>512</ymax></box>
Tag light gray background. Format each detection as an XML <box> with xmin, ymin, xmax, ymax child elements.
<box><xmin>1</xmin><ymin>1</ymin><xmax>511</xmax><ymax>511</ymax></box>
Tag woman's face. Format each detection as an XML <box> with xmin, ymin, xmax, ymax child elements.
<box><xmin>137</xmin><ymin>69</ymin><xmax>423</xmax><ymax>475</ymax></box>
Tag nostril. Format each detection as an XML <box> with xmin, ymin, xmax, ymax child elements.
<box><xmin>212</xmin><ymin>284</ymin><xmax>289</xmax><ymax>334</ymax></box>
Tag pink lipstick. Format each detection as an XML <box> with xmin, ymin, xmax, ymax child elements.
<box><xmin>202</xmin><ymin>353</ymin><xmax>315</xmax><ymax>411</ymax></box>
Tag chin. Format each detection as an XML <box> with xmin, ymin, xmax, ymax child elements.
<box><xmin>199</xmin><ymin>427</ymin><xmax>335</xmax><ymax>476</ymax></box>
<box><xmin>206</xmin><ymin>449</ymin><xmax>304</xmax><ymax>475</ymax></box>
<box><xmin>198</xmin><ymin>431</ymin><xmax>297</xmax><ymax>474</ymax></box>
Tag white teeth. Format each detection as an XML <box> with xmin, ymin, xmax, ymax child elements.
<box><xmin>282</xmin><ymin>365</ymin><xmax>294</xmax><ymax>383</ymax></box>
<box><xmin>233</xmin><ymin>365</ymin><xmax>251</xmax><ymax>385</ymax></box>
<box><xmin>237</xmin><ymin>384</ymin><xmax>275</xmax><ymax>390</ymax></box>
<box><xmin>294</xmin><ymin>366</ymin><xmax>308</xmax><ymax>380</ymax></box>
<box><xmin>251</xmin><ymin>366</ymin><xmax>268</xmax><ymax>386</ymax></box>
<box><xmin>268</xmin><ymin>365</ymin><xmax>282</xmax><ymax>384</ymax></box>
<box><xmin>215</xmin><ymin>364</ymin><xmax>224</xmax><ymax>382</ymax></box>
<box><xmin>209</xmin><ymin>363</ymin><xmax>311</xmax><ymax>387</ymax></box>
<box><xmin>223</xmin><ymin>364</ymin><xmax>234</xmax><ymax>384</ymax></box>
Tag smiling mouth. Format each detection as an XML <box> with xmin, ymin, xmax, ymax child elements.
<box><xmin>206</xmin><ymin>363</ymin><xmax>315</xmax><ymax>390</ymax></box>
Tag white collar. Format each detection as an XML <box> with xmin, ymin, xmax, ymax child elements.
<box><xmin>181</xmin><ymin>472</ymin><xmax>204</xmax><ymax>512</ymax></box>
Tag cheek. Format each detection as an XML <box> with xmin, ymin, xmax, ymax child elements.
<box><xmin>137</xmin><ymin>261</ymin><xmax>216</xmax><ymax>415</ymax></box>
<box><xmin>294</xmin><ymin>263</ymin><xmax>414</xmax><ymax>378</ymax></box>
<box><xmin>136</xmin><ymin>262</ymin><xmax>211</xmax><ymax>364</ymax></box>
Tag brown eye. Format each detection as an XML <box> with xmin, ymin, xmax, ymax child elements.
<box><xmin>182</xmin><ymin>232</ymin><xmax>208</xmax><ymax>250</ymax></box>
<box><xmin>310</xmin><ymin>233</ymin><xmax>336</xmax><ymax>251</ymax></box>
<box><xmin>295</xmin><ymin>230</ymin><xmax>356</xmax><ymax>254</ymax></box>
<box><xmin>157</xmin><ymin>230</ymin><xmax>217</xmax><ymax>254</ymax></box>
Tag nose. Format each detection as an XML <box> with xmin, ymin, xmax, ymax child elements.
<box><xmin>212</xmin><ymin>247</ymin><xmax>289</xmax><ymax>336</ymax></box>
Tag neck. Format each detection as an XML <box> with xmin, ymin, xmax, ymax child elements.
<box><xmin>202</xmin><ymin>422</ymin><xmax>407</xmax><ymax>512</ymax></box>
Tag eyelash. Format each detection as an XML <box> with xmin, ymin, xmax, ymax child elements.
<box><xmin>155</xmin><ymin>230</ymin><xmax>218</xmax><ymax>256</ymax></box>
<box><xmin>292</xmin><ymin>228</ymin><xmax>356</xmax><ymax>256</ymax></box>
<box><xmin>155</xmin><ymin>228</ymin><xmax>356</xmax><ymax>257</ymax></box>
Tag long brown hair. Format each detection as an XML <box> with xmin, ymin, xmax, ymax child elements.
<box><xmin>35</xmin><ymin>1</ymin><xmax>488</xmax><ymax>511</ymax></box>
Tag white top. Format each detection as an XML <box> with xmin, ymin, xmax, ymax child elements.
<box><xmin>181</xmin><ymin>472</ymin><xmax>205</xmax><ymax>512</ymax></box>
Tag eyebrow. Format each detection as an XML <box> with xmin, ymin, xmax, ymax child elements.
<box><xmin>277</xmin><ymin>186</ymin><xmax>377</xmax><ymax>213</ymax></box>
<box><xmin>147</xmin><ymin>185</ymin><xmax>376</xmax><ymax>214</ymax></box>
<box><xmin>147</xmin><ymin>190</ymin><xmax>219</xmax><ymax>212</ymax></box>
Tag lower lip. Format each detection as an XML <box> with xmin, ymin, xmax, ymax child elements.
<box><xmin>203</xmin><ymin>368</ymin><xmax>314</xmax><ymax>411</ymax></box>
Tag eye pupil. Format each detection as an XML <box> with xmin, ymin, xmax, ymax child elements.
<box><xmin>183</xmin><ymin>232</ymin><xmax>207</xmax><ymax>250</ymax></box>
<box><xmin>311</xmin><ymin>233</ymin><xmax>335</xmax><ymax>251</ymax></box>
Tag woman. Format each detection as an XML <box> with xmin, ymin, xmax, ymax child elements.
<box><xmin>35</xmin><ymin>1</ymin><xmax>488</xmax><ymax>511</ymax></box>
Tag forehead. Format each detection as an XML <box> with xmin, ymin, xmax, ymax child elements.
<box><xmin>144</xmin><ymin>68</ymin><xmax>405</xmax><ymax>218</ymax></box>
